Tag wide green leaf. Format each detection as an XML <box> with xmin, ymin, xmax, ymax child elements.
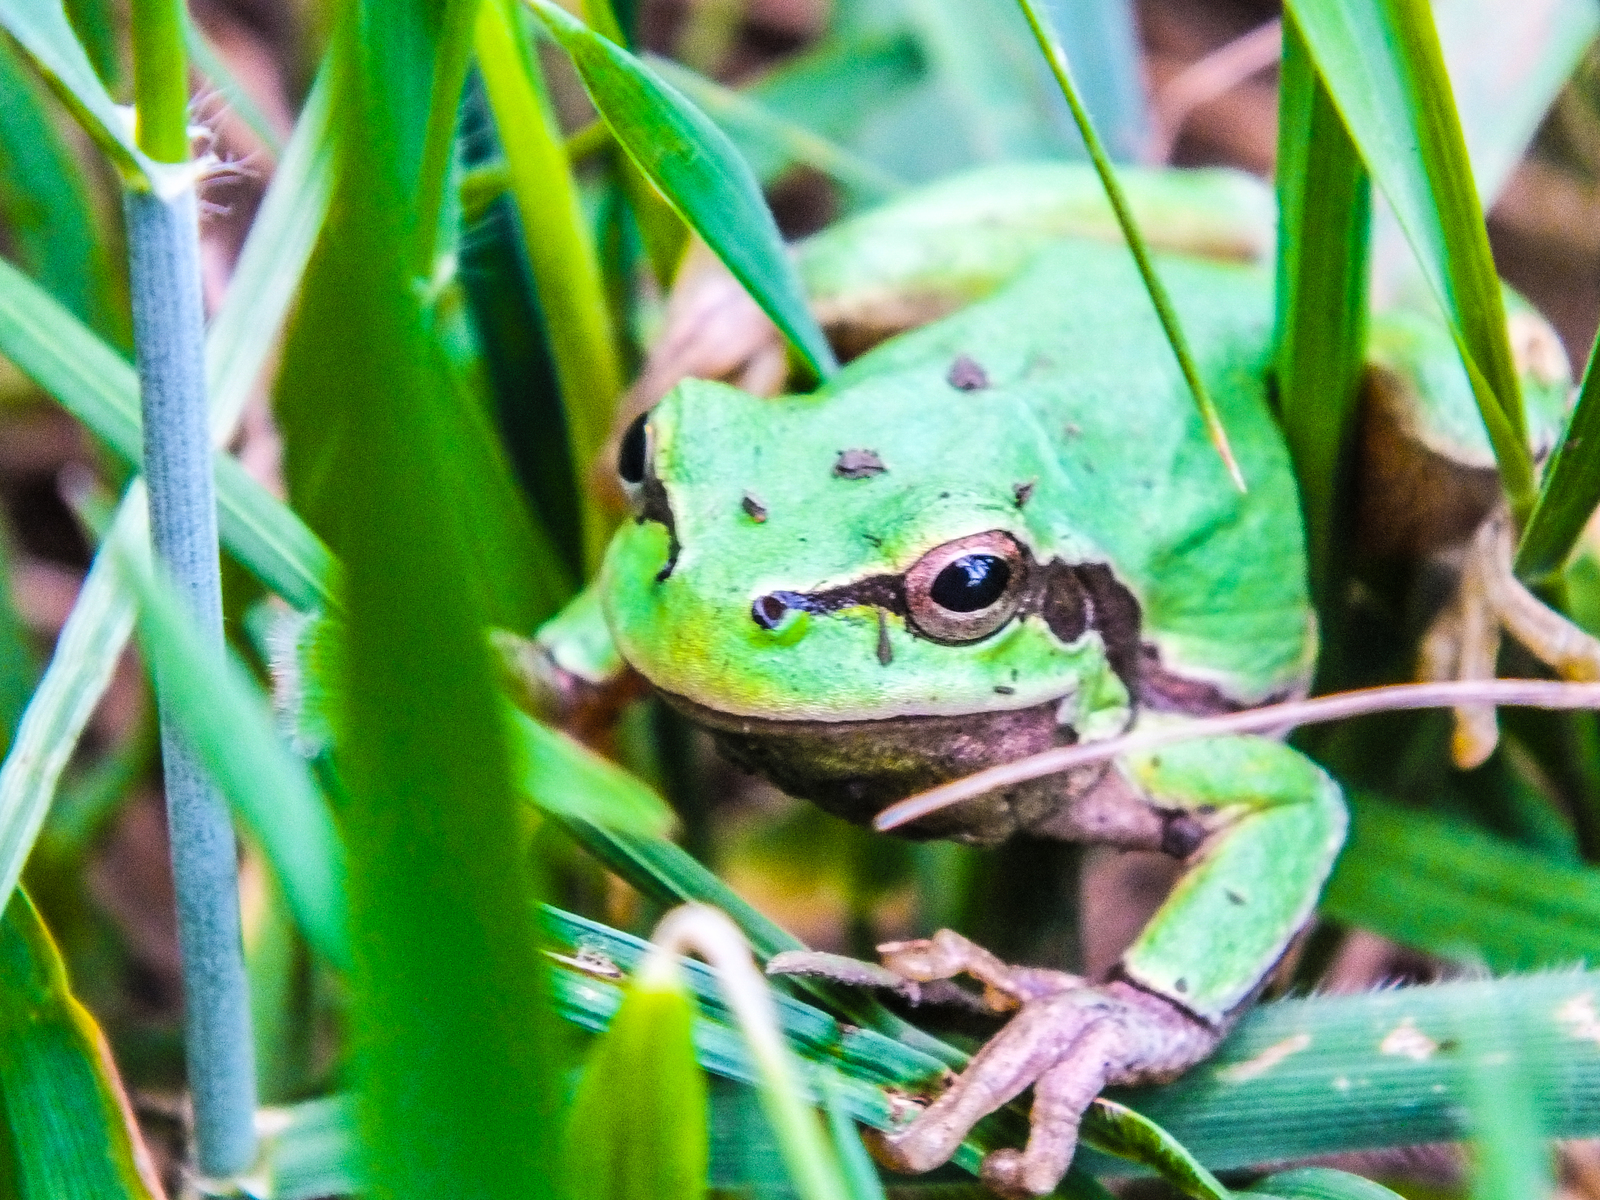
<box><xmin>0</xmin><ymin>890</ymin><xmax>162</xmax><ymax>1199</ymax></box>
<box><xmin>1285</xmin><ymin>0</ymin><xmax>1533</xmax><ymax>516</ymax></box>
<box><xmin>1321</xmin><ymin>794</ymin><xmax>1600</xmax><ymax>970</ymax></box>
<box><xmin>529</xmin><ymin>0</ymin><xmax>839</xmax><ymax>384</ymax></box>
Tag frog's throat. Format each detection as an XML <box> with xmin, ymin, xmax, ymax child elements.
<box><xmin>656</xmin><ymin>686</ymin><xmax>1108</xmax><ymax>844</ymax></box>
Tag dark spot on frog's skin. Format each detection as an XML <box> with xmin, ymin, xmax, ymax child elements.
<box><xmin>1013</xmin><ymin>480</ymin><xmax>1035</xmax><ymax>508</ymax></box>
<box><xmin>1065</xmin><ymin>423</ymin><xmax>1082</xmax><ymax>439</ymax></box>
<box><xmin>939</xmin><ymin>492</ymin><xmax>950</xmax><ymax>500</ymax></box>
<box><xmin>1226</xmin><ymin>889</ymin><xmax>1247</xmax><ymax>906</ymax></box>
<box><xmin>994</xmin><ymin>685</ymin><xmax>1015</xmax><ymax>695</ymax></box>
<box><xmin>877</xmin><ymin>609</ymin><xmax>893</xmax><ymax>666</ymax></box>
<box><xmin>862</xmin><ymin>533</ymin><xmax>883</xmax><ymax>549</ymax></box>
<box><xmin>1174</xmin><ymin>978</ymin><xmax>1189</xmax><ymax>994</ymax></box>
<box><xmin>947</xmin><ymin>354</ymin><xmax>990</xmax><ymax>391</ymax></box>
<box><xmin>741</xmin><ymin>491</ymin><xmax>768</xmax><ymax>523</ymax></box>
<box><xmin>834</xmin><ymin>449</ymin><xmax>886</xmax><ymax>479</ymax></box>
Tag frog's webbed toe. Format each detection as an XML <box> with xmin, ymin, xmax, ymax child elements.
<box><xmin>1420</xmin><ymin>510</ymin><xmax>1600</xmax><ymax>767</ymax></box>
<box><xmin>865</xmin><ymin>976</ymin><xmax>1217</xmax><ymax>1197</ymax></box>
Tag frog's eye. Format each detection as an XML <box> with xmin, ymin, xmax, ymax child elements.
<box><xmin>905</xmin><ymin>531</ymin><xmax>1026</xmax><ymax>643</ymax></box>
<box><xmin>618</xmin><ymin>411</ymin><xmax>650</xmax><ymax>484</ymax></box>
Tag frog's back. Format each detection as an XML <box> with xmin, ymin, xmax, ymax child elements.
<box><xmin>821</xmin><ymin>239</ymin><xmax>1312</xmax><ymax>705</ymax></box>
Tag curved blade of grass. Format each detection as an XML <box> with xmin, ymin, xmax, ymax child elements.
<box><xmin>109</xmin><ymin>529</ymin><xmax>349</xmax><ymax>972</ymax></box>
<box><xmin>1272</xmin><ymin>12</ymin><xmax>1370</xmax><ymax>607</ymax></box>
<box><xmin>1015</xmin><ymin>0</ymin><xmax>1242</xmax><ymax>489</ymax></box>
<box><xmin>509</xmin><ymin>707</ymin><xmax>674</xmax><ymax>837</ymax></box>
<box><xmin>1515</xmin><ymin>336</ymin><xmax>1600</xmax><ymax>581</ymax></box>
<box><xmin>648</xmin><ymin>56</ymin><xmax>902</xmax><ymax>202</ymax></box>
<box><xmin>1321</xmin><ymin>793</ymin><xmax>1600</xmax><ymax>972</ymax></box>
<box><xmin>0</xmin><ymin>890</ymin><xmax>163</xmax><ymax>1199</ymax></box>
<box><xmin>0</xmin><ymin>0</ymin><xmax>167</xmax><ymax>188</ymax></box>
<box><xmin>1285</xmin><ymin>0</ymin><xmax>1534</xmax><ymax>520</ymax></box>
<box><xmin>528</xmin><ymin>0</ymin><xmax>839</xmax><ymax>385</ymax></box>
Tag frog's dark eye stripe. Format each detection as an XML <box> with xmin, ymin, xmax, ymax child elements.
<box><xmin>905</xmin><ymin>532</ymin><xmax>1026</xmax><ymax>643</ymax></box>
<box><xmin>618</xmin><ymin>411</ymin><xmax>650</xmax><ymax>484</ymax></box>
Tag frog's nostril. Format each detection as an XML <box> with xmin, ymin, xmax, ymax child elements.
<box><xmin>752</xmin><ymin>593</ymin><xmax>791</xmax><ymax>629</ymax></box>
<box><xmin>752</xmin><ymin>591</ymin><xmax>815</xmax><ymax>629</ymax></box>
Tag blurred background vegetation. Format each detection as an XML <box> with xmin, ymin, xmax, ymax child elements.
<box><xmin>5</xmin><ymin>0</ymin><xmax>1600</xmax><ymax>1197</ymax></box>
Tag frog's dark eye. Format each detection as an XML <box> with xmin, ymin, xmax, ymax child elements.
<box><xmin>905</xmin><ymin>532</ymin><xmax>1026</xmax><ymax>643</ymax></box>
<box><xmin>618</xmin><ymin>411</ymin><xmax>650</xmax><ymax>484</ymax></box>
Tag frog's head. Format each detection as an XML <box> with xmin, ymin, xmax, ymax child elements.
<box><xmin>599</xmin><ymin>376</ymin><xmax>1138</xmax><ymax>844</ymax></box>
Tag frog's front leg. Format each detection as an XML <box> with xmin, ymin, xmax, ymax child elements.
<box><xmin>866</xmin><ymin>736</ymin><xmax>1347</xmax><ymax>1198</ymax></box>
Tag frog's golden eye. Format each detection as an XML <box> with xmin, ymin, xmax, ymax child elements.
<box><xmin>618</xmin><ymin>411</ymin><xmax>650</xmax><ymax>484</ymax></box>
<box><xmin>905</xmin><ymin>531</ymin><xmax>1026</xmax><ymax>643</ymax></box>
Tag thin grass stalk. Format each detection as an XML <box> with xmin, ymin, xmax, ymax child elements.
<box><xmin>1014</xmin><ymin>0</ymin><xmax>1242</xmax><ymax>489</ymax></box>
<box><xmin>127</xmin><ymin>0</ymin><xmax>255</xmax><ymax>1174</ymax></box>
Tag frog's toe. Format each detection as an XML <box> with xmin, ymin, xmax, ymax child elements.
<box><xmin>871</xmin><ymin>983</ymin><xmax>1217</xmax><ymax>1194</ymax></box>
<box><xmin>879</xmin><ymin>929</ymin><xmax>1081</xmax><ymax>1010</ymax></box>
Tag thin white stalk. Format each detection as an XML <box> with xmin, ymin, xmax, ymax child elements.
<box><xmin>126</xmin><ymin>181</ymin><xmax>255</xmax><ymax>1177</ymax></box>
<box><xmin>646</xmin><ymin>904</ymin><xmax>852</xmax><ymax>1200</ymax></box>
<box><xmin>874</xmin><ymin>678</ymin><xmax>1600</xmax><ymax>832</ymax></box>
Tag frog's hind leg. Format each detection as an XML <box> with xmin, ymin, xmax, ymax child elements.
<box><xmin>1419</xmin><ymin>510</ymin><xmax>1600</xmax><ymax>768</ymax></box>
<box><xmin>860</xmin><ymin>737</ymin><xmax>1346</xmax><ymax>1197</ymax></box>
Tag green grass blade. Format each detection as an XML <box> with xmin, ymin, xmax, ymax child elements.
<box><xmin>0</xmin><ymin>34</ymin><xmax>124</xmax><ymax>345</ymax></box>
<box><xmin>474</xmin><ymin>0</ymin><xmax>624</xmax><ymax>572</ymax></box>
<box><xmin>110</xmin><ymin>528</ymin><xmax>349</xmax><ymax>972</ymax></box>
<box><xmin>1252</xmin><ymin>1167</ymin><xmax>1405</xmax><ymax>1200</ymax></box>
<box><xmin>1321</xmin><ymin>794</ymin><xmax>1600</xmax><ymax>971</ymax></box>
<box><xmin>1285</xmin><ymin>0</ymin><xmax>1535</xmax><ymax>519</ymax></box>
<box><xmin>1515</xmin><ymin>336</ymin><xmax>1600</xmax><ymax>580</ymax></box>
<box><xmin>0</xmin><ymin>0</ymin><xmax>164</xmax><ymax>186</ymax></box>
<box><xmin>529</xmin><ymin>0</ymin><xmax>839</xmax><ymax>385</ymax></box>
<box><xmin>508</xmin><ymin>707</ymin><xmax>675</xmax><ymax>837</ymax></box>
<box><xmin>0</xmin><ymin>890</ymin><xmax>162</xmax><ymax>1199</ymax></box>
<box><xmin>1272</xmin><ymin>13</ymin><xmax>1370</xmax><ymax>605</ymax></box>
<box><xmin>1456</xmin><ymin>988</ymin><xmax>1554</xmax><ymax>1200</ymax></box>
<box><xmin>1015</xmin><ymin>0</ymin><xmax>1242</xmax><ymax>488</ymax></box>
<box><xmin>273</xmin><ymin>3</ymin><xmax>560</xmax><ymax>1191</ymax></box>
<box><xmin>0</xmin><ymin>487</ymin><xmax>140</xmax><ymax>931</ymax></box>
<box><xmin>563</xmin><ymin>964</ymin><xmax>710</xmax><ymax>1200</ymax></box>
<box><xmin>648</xmin><ymin>56</ymin><xmax>902</xmax><ymax>202</ymax></box>
<box><xmin>202</xmin><ymin>58</ymin><xmax>334</xmax><ymax>434</ymax></box>
<box><xmin>0</xmin><ymin>256</ymin><xmax>336</xmax><ymax>609</ymax></box>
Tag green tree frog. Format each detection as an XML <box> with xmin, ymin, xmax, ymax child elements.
<box><xmin>535</xmin><ymin>163</ymin><xmax>1580</xmax><ymax>1196</ymax></box>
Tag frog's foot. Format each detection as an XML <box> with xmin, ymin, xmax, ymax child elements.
<box><xmin>1420</xmin><ymin>510</ymin><xmax>1600</xmax><ymax>767</ymax></box>
<box><xmin>863</xmin><ymin>972</ymin><xmax>1217</xmax><ymax>1198</ymax></box>
<box><xmin>875</xmin><ymin>929</ymin><xmax>1083</xmax><ymax>1013</ymax></box>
